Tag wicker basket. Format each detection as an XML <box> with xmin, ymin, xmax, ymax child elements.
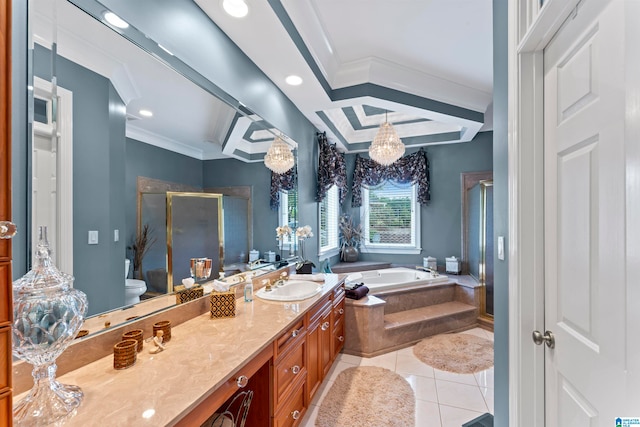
<box><xmin>153</xmin><ymin>320</ymin><xmax>172</xmax><ymax>342</ymax></box>
<box><xmin>113</xmin><ymin>339</ymin><xmax>138</xmax><ymax>370</ymax></box>
<box><xmin>122</xmin><ymin>329</ymin><xmax>144</xmax><ymax>352</ymax></box>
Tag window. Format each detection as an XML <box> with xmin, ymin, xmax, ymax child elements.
<box><xmin>278</xmin><ymin>188</ymin><xmax>298</xmax><ymax>250</ymax></box>
<box><xmin>361</xmin><ymin>181</ymin><xmax>421</xmax><ymax>254</ymax></box>
<box><xmin>319</xmin><ymin>185</ymin><xmax>339</xmax><ymax>257</ymax></box>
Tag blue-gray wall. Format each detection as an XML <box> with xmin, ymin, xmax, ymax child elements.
<box><xmin>32</xmin><ymin>45</ymin><xmax>127</xmax><ymax>316</ymax></box>
<box><xmin>493</xmin><ymin>0</ymin><xmax>509</xmax><ymax>424</ymax></box>
<box><xmin>202</xmin><ymin>158</ymin><xmax>284</xmax><ymax>258</ymax></box>
<box><xmin>342</xmin><ymin>131</ymin><xmax>493</xmax><ymax>269</ymax></box>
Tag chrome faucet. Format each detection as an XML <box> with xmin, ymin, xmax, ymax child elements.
<box><xmin>415</xmin><ymin>265</ymin><xmax>439</xmax><ymax>277</ymax></box>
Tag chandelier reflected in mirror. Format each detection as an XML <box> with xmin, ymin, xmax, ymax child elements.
<box><xmin>264</xmin><ymin>135</ymin><xmax>295</xmax><ymax>174</ymax></box>
<box><xmin>368</xmin><ymin>111</ymin><xmax>405</xmax><ymax>166</ymax></box>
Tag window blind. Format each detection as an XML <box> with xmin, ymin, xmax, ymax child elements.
<box><xmin>320</xmin><ymin>185</ymin><xmax>339</xmax><ymax>251</ymax></box>
<box><xmin>366</xmin><ymin>182</ymin><xmax>414</xmax><ymax>245</ymax></box>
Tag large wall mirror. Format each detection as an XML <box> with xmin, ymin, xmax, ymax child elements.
<box><xmin>25</xmin><ymin>0</ymin><xmax>298</xmax><ymax>327</ymax></box>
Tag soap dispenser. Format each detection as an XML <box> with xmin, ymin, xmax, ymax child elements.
<box><xmin>244</xmin><ymin>280</ymin><xmax>253</xmax><ymax>302</ymax></box>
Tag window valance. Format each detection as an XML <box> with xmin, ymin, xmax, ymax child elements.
<box><xmin>270</xmin><ymin>167</ymin><xmax>296</xmax><ymax>210</ymax></box>
<box><xmin>351</xmin><ymin>148</ymin><xmax>430</xmax><ymax>207</ymax></box>
<box><xmin>316</xmin><ymin>132</ymin><xmax>347</xmax><ymax>204</ymax></box>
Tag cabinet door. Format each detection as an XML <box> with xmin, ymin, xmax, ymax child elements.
<box><xmin>306</xmin><ymin>319</ymin><xmax>321</xmax><ymax>402</ymax></box>
<box><xmin>319</xmin><ymin>306</ymin><xmax>333</xmax><ymax>378</ymax></box>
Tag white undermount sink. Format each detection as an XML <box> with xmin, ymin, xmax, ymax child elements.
<box><xmin>255</xmin><ymin>280</ymin><xmax>322</xmax><ymax>302</ymax></box>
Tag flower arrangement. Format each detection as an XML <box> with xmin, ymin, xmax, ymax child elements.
<box><xmin>295</xmin><ymin>225</ymin><xmax>315</xmax><ymax>273</ymax></box>
<box><xmin>339</xmin><ymin>214</ymin><xmax>363</xmax><ymax>248</ymax></box>
<box><xmin>339</xmin><ymin>214</ymin><xmax>363</xmax><ymax>262</ymax></box>
<box><xmin>127</xmin><ymin>224</ymin><xmax>156</xmax><ymax>279</ymax></box>
<box><xmin>276</xmin><ymin>225</ymin><xmax>293</xmax><ymax>240</ymax></box>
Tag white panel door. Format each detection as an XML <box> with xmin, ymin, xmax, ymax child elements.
<box><xmin>543</xmin><ymin>0</ymin><xmax>636</xmax><ymax>424</ymax></box>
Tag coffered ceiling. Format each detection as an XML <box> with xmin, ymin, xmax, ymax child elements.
<box><xmin>196</xmin><ymin>0</ymin><xmax>494</xmax><ymax>153</ymax></box>
<box><xmin>41</xmin><ymin>0</ymin><xmax>493</xmax><ymax>161</ymax></box>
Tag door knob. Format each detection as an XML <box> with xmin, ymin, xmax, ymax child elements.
<box><xmin>532</xmin><ymin>330</ymin><xmax>555</xmax><ymax>349</ymax></box>
<box><xmin>0</xmin><ymin>221</ymin><xmax>17</xmax><ymax>239</ymax></box>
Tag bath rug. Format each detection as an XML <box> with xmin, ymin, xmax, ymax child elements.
<box><xmin>413</xmin><ymin>333</ymin><xmax>493</xmax><ymax>374</ymax></box>
<box><xmin>316</xmin><ymin>366</ymin><xmax>415</xmax><ymax>427</ymax></box>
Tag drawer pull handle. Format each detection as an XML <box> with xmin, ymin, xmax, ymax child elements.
<box><xmin>236</xmin><ymin>375</ymin><xmax>249</xmax><ymax>388</ymax></box>
<box><xmin>338</xmin><ymin>336</ymin><xmax>344</xmax><ymax>342</ymax></box>
<box><xmin>338</xmin><ymin>308</ymin><xmax>344</xmax><ymax>315</ymax></box>
<box><xmin>292</xmin><ymin>328</ymin><xmax>300</xmax><ymax>338</ymax></box>
<box><xmin>291</xmin><ymin>410</ymin><xmax>301</xmax><ymax>420</ymax></box>
<box><xmin>291</xmin><ymin>365</ymin><xmax>300</xmax><ymax>375</ymax></box>
<box><xmin>321</xmin><ymin>321</ymin><xmax>330</xmax><ymax>331</ymax></box>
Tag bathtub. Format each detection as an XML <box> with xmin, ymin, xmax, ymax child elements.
<box><xmin>346</xmin><ymin>267</ymin><xmax>449</xmax><ymax>293</ymax></box>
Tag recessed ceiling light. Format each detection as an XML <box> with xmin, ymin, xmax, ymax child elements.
<box><xmin>285</xmin><ymin>75</ymin><xmax>303</xmax><ymax>86</ymax></box>
<box><xmin>222</xmin><ymin>0</ymin><xmax>249</xmax><ymax>18</ymax></box>
<box><xmin>139</xmin><ymin>109</ymin><xmax>153</xmax><ymax>118</ymax></box>
<box><xmin>103</xmin><ymin>11</ymin><xmax>129</xmax><ymax>29</ymax></box>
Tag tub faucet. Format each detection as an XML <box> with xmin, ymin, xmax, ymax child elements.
<box><xmin>416</xmin><ymin>266</ymin><xmax>439</xmax><ymax>277</ymax></box>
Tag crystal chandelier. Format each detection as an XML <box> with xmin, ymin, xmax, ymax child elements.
<box><xmin>264</xmin><ymin>135</ymin><xmax>295</xmax><ymax>174</ymax></box>
<box><xmin>368</xmin><ymin>111</ymin><xmax>405</xmax><ymax>166</ymax></box>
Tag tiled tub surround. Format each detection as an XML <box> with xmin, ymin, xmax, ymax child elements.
<box><xmin>13</xmin><ymin>274</ymin><xmax>345</xmax><ymax>426</ymax></box>
<box><xmin>344</xmin><ymin>276</ymin><xmax>481</xmax><ymax>357</ymax></box>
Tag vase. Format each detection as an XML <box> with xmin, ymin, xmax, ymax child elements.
<box><xmin>342</xmin><ymin>246</ymin><xmax>359</xmax><ymax>262</ymax></box>
<box><xmin>12</xmin><ymin>226</ymin><xmax>88</xmax><ymax>425</ymax></box>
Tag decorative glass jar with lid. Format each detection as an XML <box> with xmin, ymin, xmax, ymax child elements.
<box><xmin>12</xmin><ymin>226</ymin><xmax>88</xmax><ymax>425</ymax></box>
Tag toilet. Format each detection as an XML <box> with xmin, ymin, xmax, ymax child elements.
<box><xmin>125</xmin><ymin>259</ymin><xmax>147</xmax><ymax>306</ymax></box>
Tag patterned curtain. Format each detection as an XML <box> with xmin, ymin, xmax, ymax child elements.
<box><xmin>351</xmin><ymin>148</ymin><xmax>430</xmax><ymax>207</ymax></box>
<box><xmin>270</xmin><ymin>166</ymin><xmax>297</xmax><ymax>210</ymax></box>
<box><xmin>316</xmin><ymin>132</ymin><xmax>347</xmax><ymax>204</ymax></box>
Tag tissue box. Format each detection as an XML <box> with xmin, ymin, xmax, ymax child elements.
<box><xmin>423</xmin><ymin>256</ymin><xmax>436</xmax><ymax>270</ymax></box>
<box><xmin>445</xmin><ymin>256</ymin><xmax>461</xmax><ymax>274</ymax></box>
<box><xmin>175</xmin><ymin>287</ymin><xmax>204</xmax><ymax>304</ymax></box>
<box><xmin>210</xmin><ymin>290</ymin><xmax>236</xmax><ymax>318</ymax></box>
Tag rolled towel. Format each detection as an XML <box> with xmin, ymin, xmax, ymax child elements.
<box><xmin>346</xmin><ymin>285</ymin><xmax>369</xmax><ymax>300</ymax></box>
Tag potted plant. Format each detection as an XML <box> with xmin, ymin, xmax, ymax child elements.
<box><xmin>127</xmin><ymin>224</ymin><xmax>156</xmax><ymax>279</ymax></box>
<box><xmin>339</xmin><ymin>214</ymin><xmax>363</xmax><ymax>262</ymax></box>
<box><xmin>295</xmin><ymin>225</ymin><xmax>315</xmax><ymax>274</ymax></box>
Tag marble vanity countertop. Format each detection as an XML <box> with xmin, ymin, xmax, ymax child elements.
<box><xmin>16</xmin><ymin>274</ymin><xmax>344</xmax><ymax>426</ymax></box>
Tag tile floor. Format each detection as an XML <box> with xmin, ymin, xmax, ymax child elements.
<box><xmin>300</xmin><ymin>327</ymin><xmax>494</xmax><ymax>427</ymax></box>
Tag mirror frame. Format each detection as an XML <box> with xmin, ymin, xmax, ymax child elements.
<box><xmin>460</xmin><ymin>170</ymin><xmax>493</xmax><ymax>276</ymax></box>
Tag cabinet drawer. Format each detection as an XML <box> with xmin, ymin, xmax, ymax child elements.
<box><xmin>274</xmin><ymin>339</ymin><xmax>305</xmax><ymax>407</ymax></box>
<box><xmin>0</xmin><ymin>263</ymin><xmax>11</xmax><ymax>325</ymax></box>
<box><xmin>0</xmin><ymin>389</ymin><xmax>11</xmax><ymax>427</ymax></box>
<box><xmin>0</xmin><ymin>327</ymin><xmax>9</xmax><ymax>390</ymax></box>
<box><xmin>273</xmin><ymin>379</ymin><xmax>306</xmax><ymax>427</ymax></box>
<box><xmin>307</xmin><ymin>294</ymin><xmax>331</xmax><ymax>325</ymax></box>
<box><xmin>275</xmin><ymin>319</ymin><xmax>305</xmax><ymax>359</ymax></box>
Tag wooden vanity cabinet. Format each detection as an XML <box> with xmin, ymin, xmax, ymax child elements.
<box><xmin>175</xmin><ymin>346</ymin><xmax>273</xmax><ymax>427</ymax></box>
<box><xmin>0</xmin><ymin>1</ymin><xmax>12</xmax><ymax>425</ymax></box>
